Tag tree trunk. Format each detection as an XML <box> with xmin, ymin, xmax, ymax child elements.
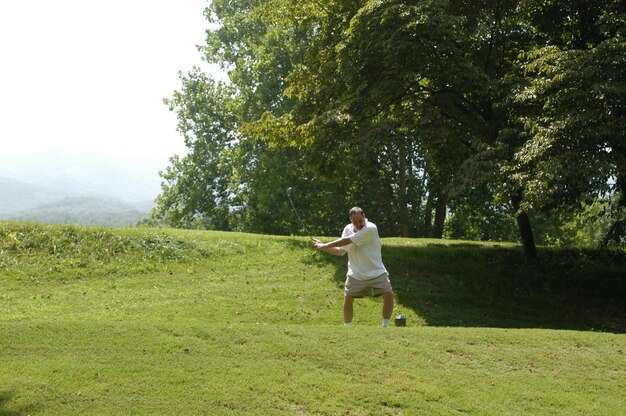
<box><xmin>398</xmin><ymin>143</ymin><xmax>409</xmax><ymax>237</ymax></box>
<box><xmin>432</xmin><ymin>192</ymin><xmax>447</xmax><ymax>239</ymax></box>
<box><xmin>422</xmin><ymin>191</ymin><xmax>434</xmax><ymax>238</ymax></box>
<box><xmin>511</xmin><ymin>191</ymin><xmax>537</xmax><ymax>259</ymax></box>
<box><xmin>602</xmin><ymin>172</ymin><xmax>626</xmax><ymax>246</ymax></box>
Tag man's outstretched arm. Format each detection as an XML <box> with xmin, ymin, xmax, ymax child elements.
<box><xmin>312</xmin><ymin>237</ymin><xmax>351</xmax><ymax>256</ymax></box>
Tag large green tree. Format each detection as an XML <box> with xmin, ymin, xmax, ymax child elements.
<box><xmin>511</xmin><ymin>0</ymin><xmax>626</xmax><ymax>246</ymax></box>
<box><xmin>256</xmin><ymin>0</ymin><xmax>541</xmax><ymax>253</ymax></box>
<box><xmin>152</xmin><ymin>72</ymin><xmax>237</xmax><ymax>229</ymax></box>
<box><xmin>155</xmin><ymin>0</ymin><xmax>352</xmax><ymax>235</ymax></box>
<box><xmin>154</xmin><ymin>0</ymin><xmax>625</xmax><ymax>253</ymax></box>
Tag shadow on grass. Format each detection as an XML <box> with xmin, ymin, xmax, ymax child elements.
<box><xmin>286</xmin><ymin>238</ymin><xmax>626</xmax><ymax>333</ymax></box>
<box><xmin>0</xmin><ymin>391</ymin><xmax>40</xmax><ymax>416</ymax></box>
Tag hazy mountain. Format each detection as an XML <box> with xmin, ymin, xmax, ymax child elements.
<box><xmin>0</xmin><ymin>150</ymin><xmax>168</xmax><ymax>226</ymax></box>
<box><xmin>0</xmin><ymin>151</ymin><xmax>170</xmax><ymax>202</ymax></box>
<box><xmin>0</xmin><ymin>176</ymin><xmax>71</xmax><ymax>214</ymax></box>
<box><xmin>0</xmin><ymin>196</ymin><xmax>154</xmax><ymax>227</ymax></box>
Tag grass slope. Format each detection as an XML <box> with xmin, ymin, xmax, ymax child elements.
<box><xmin>1</xmin><ymin>222</ymin><xmax>624</xmax><ymax>415</ymax></box>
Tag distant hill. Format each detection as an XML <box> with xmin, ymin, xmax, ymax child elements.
<box><xmin>0</xmin><ymin>196</ymin><xmax>154</xmax><ymax>227</ymax></box>
<box><xmin>0</xmin><ymin>151</ymin><xmax>168</xmax><ymax>203</ymax></box>
<box><xmin>0</xmin><ymin>176</ymin><xmax>71</xmax><ymax>214</ymax></box>
<box><xmin>0</xmin><ymin>151</ymin><xmax>164</xmax><ymax>227</ymax></box>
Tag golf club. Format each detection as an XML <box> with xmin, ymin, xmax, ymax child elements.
<box><xmin>286</xmin><ymin>187</ymin><xmax>314</xmax><ymax>241</ymax></box>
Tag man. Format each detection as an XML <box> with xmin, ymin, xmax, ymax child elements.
<box><xmin>313</xmin><ymin>207</ymin><xmax>394</xmax><ymax>327</ymax></box>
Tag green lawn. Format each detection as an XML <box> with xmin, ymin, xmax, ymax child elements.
<box><xmin>1</xmin><ymin>223</ymin><xmax>624</xmax><ymax>415</ymax></box>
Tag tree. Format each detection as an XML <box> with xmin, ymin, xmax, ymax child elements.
<box><xmin>262</xmin><ymin>0</ymin><xmax>544</xmax><ymax>255</ymax></box>
<box><xmin>154</xmin><ymin>0</ymin><xmax>625</xmax><ymax>253</ymax></box>
<box><xmin>152</xmin><ymin>71</ymin><xmax>237</xmax><ymax>229</ymax></box>
<box><xmin>155</xmin><ymin>0</ymin><xmax>352</xmax><ymax>236</ymax></box>
<box><xmin>511</xmin><ymin>0</ymin><xmax>626</xmax><ymax>246</ymax></box>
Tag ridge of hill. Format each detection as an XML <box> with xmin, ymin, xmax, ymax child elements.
<box><xmin>0</xmin><ymin>176</ymin><xmax>72</xmax><ymax>214</ymax></box>
<box><xmin>0</xmin><ymin>179</ymin><xmax>154</xmax><ymax>226</ymax></box>
<box><xmin>0</xmin><ymin>151</ymin><xmax>167</xmax><ymax>203</ymax></box>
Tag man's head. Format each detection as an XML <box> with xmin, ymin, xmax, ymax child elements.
<box><xmin>349</xmin><ymin>207</ymin><xmax>367</xmax><ymax>230</ymax></box>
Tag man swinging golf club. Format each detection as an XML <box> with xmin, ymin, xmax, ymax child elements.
<box><xmin>312</xmin><ymin>207</ymin><xmax>394</xmax><ymax>327</ymax></box>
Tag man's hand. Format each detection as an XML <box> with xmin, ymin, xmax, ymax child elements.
<box><xmin>312</xmin><ymin>238</ymin><xmax>349</xmax><ymax>256</ymax></box>
<box><xmin>312</xmin><ymin>238</ymin><xmax>325</xmax><ymax>251</ymax></box>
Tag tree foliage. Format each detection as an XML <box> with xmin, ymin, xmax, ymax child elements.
<box><xmin>511</xmin><ymin>0</ymin><xmax>626</xmax><ymax>246</ymax></box>
<box><xmin>153</xmin><ymin>0</ymin><xmax>626</xmax><ymax>252</ymax></box>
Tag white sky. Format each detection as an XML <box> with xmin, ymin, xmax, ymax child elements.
<box><xmin>0</xmin><ymin>0</ymin><xmax>224</xmax><ymax>159</ymax></box>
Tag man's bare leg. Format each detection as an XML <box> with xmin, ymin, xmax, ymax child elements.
<box><xmin>382</xmin><ymin>292</ymin><xmax>394</xmax><ymax>320</ymax></box>
<box><xmin>343</xmin><ymin>295</ymin><xmax>354</xmax><ymax>325</ymax></box>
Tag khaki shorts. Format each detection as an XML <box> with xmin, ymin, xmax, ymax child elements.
<box><xmin>344</xmin><ymin>273</ymin><xmax>393</xmax><ymax>298</ymax></box>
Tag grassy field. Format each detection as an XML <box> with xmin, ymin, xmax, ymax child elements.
<box><xmin>1</xmin><ymin>222</ymin><xmax>624</xmax><ymax>415</ymax></box>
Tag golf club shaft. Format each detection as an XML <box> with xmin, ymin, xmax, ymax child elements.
<box><xmin>287</xmin><ymin>193</ymin><xmax>314</xmax><ymax>241</ymax></box>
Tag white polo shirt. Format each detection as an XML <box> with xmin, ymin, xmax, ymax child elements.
<box><xmin>340</xmin><ymin>220</ymin><xmax>387</xmax><ymax>280</ymax></box>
